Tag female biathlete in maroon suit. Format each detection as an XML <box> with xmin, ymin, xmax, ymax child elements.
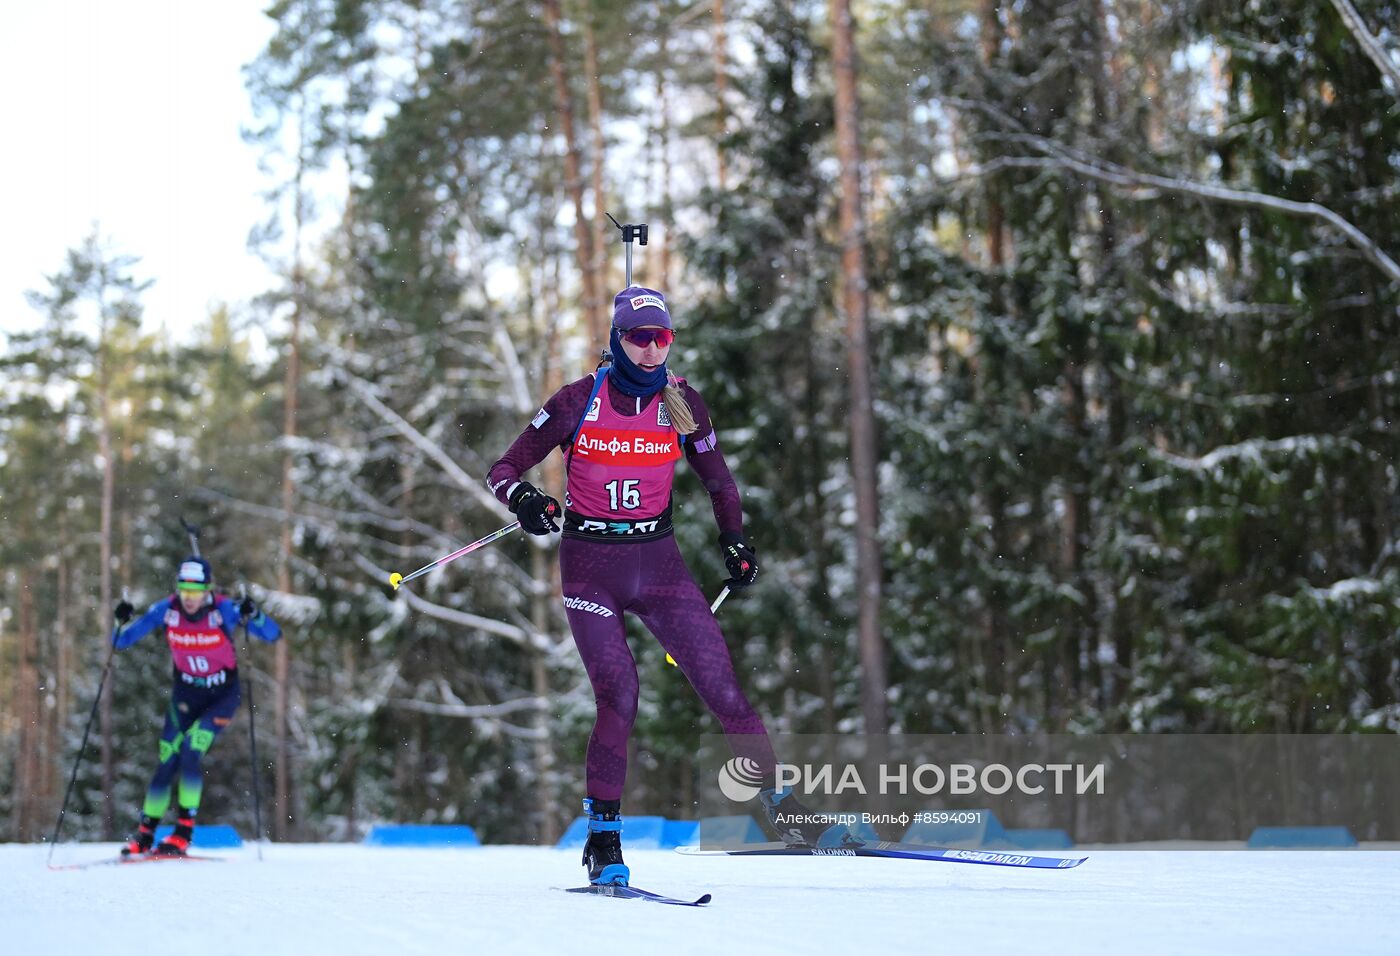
<box><xmin>488</xmin><ymin>287</ymin><xmax>854</xmax><ymax>886</ymax></box>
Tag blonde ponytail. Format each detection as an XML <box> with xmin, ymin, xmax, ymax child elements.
<box><xmin>664</xmin><ymin>373</ymin><xmax>697</xmax><ymax>435</ymax></box>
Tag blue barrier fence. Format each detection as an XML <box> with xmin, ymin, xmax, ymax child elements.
<box><xmin>363</xmin><ymin>824</ymin><xmax>482</xmax><ymax>847</ymax></box>
<box><xmin>1246</xmin><ymin>826</ymin><xmax>1357</xmax><ymax>848</ymax></box>
<box><xmin>902</xmin><ymin>813</ymin><xmax>1076</xmax><ymax>850</ymax></box>
<box><xmin>695</xmin><ymin>815</ymin><xmax>766</xmax><ymax>846</ymax></box>
<box><xmin>154</xmin><ymin>823</ymin><xmax>243</xmax><ymax>848</ymax></box>
<box><xmin>1003</xmin><ymin>828</ymin><xmax>1075</xmax><ymax>850</ymax></box>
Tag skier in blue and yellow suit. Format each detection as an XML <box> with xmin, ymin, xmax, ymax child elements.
<box><xmin>110</xmin><ymin>555</ymin><xmax>281</xmax><ymax>856</ymax></box>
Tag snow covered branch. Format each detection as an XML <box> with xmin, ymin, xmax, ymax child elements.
<box><xmin>191</xmin><ymin>484</ymin><xmax>336</xmax><ymax>532</ymax></box>
<box><xmin>456</xmin><ymin>206</ymin><xmax>534</xmax><ymax>416</ymax></box>
<box><xmin>1327</xmin><ymin>0</ymin><xmax>1400</xmax><ymax>95</ymax></box>
<box><xmin>397</xmin><ymin>585</ymin><xmax>548</xmax><ymax>651</ymax></box>
<box><xmin>195</xmin><ymin>483</ymin><xmax>454</xmax><ymax>548</ymax></box>
<box><xmin>944</xmin><ymin>92</ymin><xmax>1400</xmax><ymax>287</ymax></box>
<box><xmin>388</xmin><ymin>679</ymin><xmax>548</xmax><ymax>738</ymax></box>
<box><xmin>968</xmin><ymin>155</ymin><xmax>1400</xmax><ymax>286</ymax></box>
<box><xmin>350</xmin><ymin>551</ymin><xmax>561</xmax><ymax>655</ymax></box>
<box><xmin>387</xmin><ymin>695</ymin><xmax>546</xmax><ymax>718</ymax></box>
<box><xmin>386</xmin><ymin>699</ymin><xmax>547</xmax><ymax>738</ymax></box>
<box><xmin>255</xmin><ymin>589</ymin><xmax>324</xmax><ymax>626</ymax></box>
<box><xmin>344</xmin><ymin>373</ymin><xmax>512</xmax><ymax>517</ymax></box>
<box><xmin>493</xmin><ymin>324</ymin><xmax>535</xmax><ymax>415</ymax></box>
<box><xmin>1151</xmin><ymin>434</ymin><xmax>1371</xmax><ymax>474</ymax></box>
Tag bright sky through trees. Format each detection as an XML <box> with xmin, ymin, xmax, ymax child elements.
<box><xmin>1</xmin><ymin>1</ymin><xmax>277</xmax><ymax>336</ymax></box>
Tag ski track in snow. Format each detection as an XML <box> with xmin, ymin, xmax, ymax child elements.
<box><xmin>7</xmin><ymin>844</ymin><xmax>1399</xmax><ymax>955</ymax></box>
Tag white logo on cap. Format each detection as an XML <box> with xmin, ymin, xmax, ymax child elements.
<box><xmin>179</xmin><ymin>561</ymin><xmax>207</xmax><ymax>582</ymax></box>
<box><xmin>630</xmin><ymin>294</ymin><xmax>666</xmax><ymax>313</ymax></box>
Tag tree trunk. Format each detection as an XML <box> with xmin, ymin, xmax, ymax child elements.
<box><xmin>16</xmin><ymin>573</ymin><xmax>42</xmax><ymax>840</ymax></box>
<box><xmin>980</xmin><ymin>0</ymin><xmax>1007</xmax><ymax>268</ymax></box>
<box><xmin>829</xmin><ymin>0</ymin><xmax>887</xmax><ymax>734</ymax></box>
<box><xmin>532</xmin><ymin>239</ymin><xmax>566</xmax><ymax>841</ymax></box>
<box><xmin>97</xmin><ymin>290</ymin><xmax>116</xmax><ymax>839</ymax></box>
<box><xmin>55</xmin><ymin>553</ymin><xmax>69</xmax><ymax>812</ymax></box>
<box><xmin>584</xmin><ymin>13</ymin><xmax>610</xmax><ymax>294</ymax></box>
<box><xmin>656</xmin><ymin>34</ymin><xmax>675</xmax><ymax>291</ymax></box>
<box><xmin>1061</xmin><ymin>364</ymin><xmax>1091</xmax><ymax>720</ymax></box>
<box><xmin>274</xmin><ymin>108</ymin><xmax>308</xmax><ymax>841</ymax></box>
<box><xmin>1105</xmin><ymin>362</ymin><xmax>1133</xmax><ymax>716</ymax></box>
<box><xmin>543</xmin><ymin>0</ymin><xmax>603</xmax><ymax>351</ymax></box>
<box><xmin>274</xmin><ymin>315</ymin><xmax>299</xmax><ymax>841</ymax></box>
<box><xmin>530</xmin><ymin>547</ymin><xmax>558</xmax><ymax>843</ymax></box>
<box><xmin>1086</xmin><ymin>0</ymin><xmax>1122</xmax><ymax>715</ymax></box>
<box><xmin>120</xmin><ymin>474</ymin><xmax>133</xmax><ymax>586</ymax></box>
<box><xmin>274</xmin><ymin>271</ymin><xmax>301</xmax><ymax>842</ymax></box>
<box><xmin>712</xmin><ymin>0</ymin><xmax>729</xmax><ymax>191</ymax></box>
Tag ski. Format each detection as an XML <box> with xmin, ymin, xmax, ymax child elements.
<box><xmin>559</xmin><ymin>884</ymin><xmax>713</xmax><ymax>906</ymax></box>
<box><xmin>677</xmin><ymin>841</ymin><xmax>1086</xmax><ymax>870</ymax></box>
<box><xmin>48</xmin><ymin>852</ymin><xmax>225</xmax><ymax>871</ymax></box>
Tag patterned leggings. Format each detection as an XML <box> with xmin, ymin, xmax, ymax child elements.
<box><xmin>142</xmin><ymin>673</ymin><xmax>241</xmax><ymax>818</ymax></box>
<box><xmin>560</xmin><ymin>534</ymin><xmax>776</xmax><ymax>801</ymax></box>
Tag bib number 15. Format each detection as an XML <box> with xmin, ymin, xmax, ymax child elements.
<box><xmin>605</xmin><ymin>479</ymin><xmax>641</xmax><ymax>511</ymax></box>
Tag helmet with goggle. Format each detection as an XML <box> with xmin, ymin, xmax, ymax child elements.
<box><xmin>176</xmin><ymin>556</ymin><xmax>213</xmax><ymax>592</ymax></box>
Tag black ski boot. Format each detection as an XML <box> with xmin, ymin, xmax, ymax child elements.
<box><xmin>581</xmin><ymin>798</ymin><xmax>629</xmax><ymax>886</ymax></box>
<box><xmin>153</xmin><ymin>809</ymin><xmax>195</xmax><ymax>856</ymax></box>
<box><xmin>121</xmin><ymin>816</ymin><xmax>159</xmax><ymax>857</ymax></box>
<box><xmin>758</xmin><ymin>787</ymin><xmax>864</xmax><ymax>849</ymax></box>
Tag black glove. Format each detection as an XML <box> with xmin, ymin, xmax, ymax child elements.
<box><xmin>719</xmin><ymin>532</ymin><xmax>759</xmax><ymax>589</ymax></box>
<box><xmin>239</xmin><ymin>596</ymin><xmax>258</xmax><ymax>620</ymax></box>
<box><xmin>114</xmin><ymin>600</ymin><xmax>134</xmax><ymax>625</ymax></box>
<box><xmin>508</xmin><ymin>481</ymin><xmax>561</xmax><ymax>535</ymax></box>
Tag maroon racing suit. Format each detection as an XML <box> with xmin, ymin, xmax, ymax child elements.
<box><xmin>488</xmin><ymin>372</ymin><xmax>777</xmax><ymax>800</ymax></box>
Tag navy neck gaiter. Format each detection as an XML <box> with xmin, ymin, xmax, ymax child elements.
<box><xmin>607</xmin><ymin>327</ymin><xmax>668</xmax><ymax>398</ymax></box>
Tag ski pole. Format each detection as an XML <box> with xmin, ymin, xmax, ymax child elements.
<box><xmin>239</xmin><ymin>586</ymin><xmax>265</xmax><ymax>861</ymax></box>
<box><xmin>46</xmin><ymin>617</ymin><xmax>121</xmax><ymax>866</ymax></box>
<box><xmin>388</xmin><ymin>518</ymin><xmax>533</xmax><ymax>591</ymax></box>
<box><xmin>666</xmin><ymin>586</ymin><xmax>732</xmax><ymax>667</ymax></box>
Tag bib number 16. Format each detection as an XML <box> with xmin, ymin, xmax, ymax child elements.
<box><xmin>605</xmin><ymin>479</ymin><xmax>641</xmax><ymax>511</ymax></box>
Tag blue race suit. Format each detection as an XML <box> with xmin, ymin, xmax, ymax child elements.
<box><xmin>112</xmin><ymin>594</ymin><xmax>280</xmax><ymax>817</ymax></box>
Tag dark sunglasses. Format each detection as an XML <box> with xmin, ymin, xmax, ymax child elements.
<box><xmin>617</xmin><ymin>327</ymin><xmax>676</xmax><ymax>349</ymax></box>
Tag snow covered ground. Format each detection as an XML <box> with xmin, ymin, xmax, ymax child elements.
<box><xmin>8</xmin><ymin>842</ymin><xmax>1399</xmax><ymax>955</ymax></box>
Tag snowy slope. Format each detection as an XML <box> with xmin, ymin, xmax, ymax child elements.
<box><xmin>8</xmin><ymin>843</ymin><xmax>1398</xmax><ymax>955</ymax></box>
